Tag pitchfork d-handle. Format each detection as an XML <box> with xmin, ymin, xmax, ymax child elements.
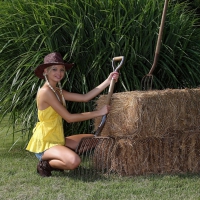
<box><xmin>94</xmin><ymin>56</ymin><xmax>124</xmax><ymax>137</ymax></box>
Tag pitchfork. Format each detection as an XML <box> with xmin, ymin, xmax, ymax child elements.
<box><xmin>95</xmin><ymin>56</ymin><xmax>125</xmax><ymax>136</ymax></box>
<box><xmin>75</xmin><ymin>56</ymin><xmax>125</xmax><ymax>154</ymax></box>
<box><xmin>141</xmin><ymin>0</ymin><xmax>169</xmax><ymax>90</ymax></box>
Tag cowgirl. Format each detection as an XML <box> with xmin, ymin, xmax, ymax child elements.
<box><xmin>26</xmin><ymin>52</ymin><xmax>119</xmax><ymax>177</ymax></box>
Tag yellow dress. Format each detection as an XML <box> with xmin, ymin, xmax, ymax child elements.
<box><xmin>26</xmin><ymin>106</ymin><xmax>65</xmax><ymax>153</ymax></box>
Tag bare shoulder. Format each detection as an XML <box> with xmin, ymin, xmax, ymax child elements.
<box><xmin>37</xmin><ymin>86</ymin><xmax>55</xmax><ymax>110</ymax></box>
<box><xmin>37</xmin><ymin>86</ymin><xmax>53</xmax><ymax>100</ymax></box>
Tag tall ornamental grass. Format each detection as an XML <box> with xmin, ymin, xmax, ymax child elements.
<box><xmin>0</xmin><ymin>0</ymin><xmax>200</xmax><ymax>141</ymax></box>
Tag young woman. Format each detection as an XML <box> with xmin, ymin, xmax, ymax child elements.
<box><xmin>26</xmin><ymin>52</ymin><xmax>119</xmax><ymax>177</ymax></box>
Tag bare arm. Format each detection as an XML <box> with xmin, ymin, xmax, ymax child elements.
<box><xmin>41</xmin><ymin>88</ymin><xmax>110</xmax><ymax>123</ymax></box>
<box><xmin>63</xmin><ymin>71</ymin><xmax>119</xmax><ymax>102</ymax></box>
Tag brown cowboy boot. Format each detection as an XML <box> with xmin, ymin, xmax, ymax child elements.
<box><xmin>37</xmin><ymin>160</ymin><xmax>64</xmax><ymax>177</ymax></box>
<box><xmin>37</xmin><ymin>160</ymin><xmax>52</xmax><ymax>177</ymax></box>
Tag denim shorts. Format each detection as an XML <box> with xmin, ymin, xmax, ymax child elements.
<box><xmin>35</xmin><ymin>151</ymin><xmax>45</xmax><ymax>161</ymax></box>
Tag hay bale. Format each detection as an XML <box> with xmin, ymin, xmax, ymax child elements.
<box><xmin>110</xmin><ymin>137</ymin><xmax>163</xmax><ymax>176</ymax></box>
<box><xmin>95</xmin><ymin>88</ymin><xmax>200</xmax><ymax>137</ymax></box>
<box><xmin>92</xmin><ymin>137</ymin><xmax>115</xmax><ymax>173</ymax></box>
<box><xmin>109</xmin><ymin>137</ymin><xmax>138</xmax><ymax>176</ymax></box>
<box><xmin>108</xmin><ymin>132</ymin><xmax>200</xmax><ymax>176</ymax></box>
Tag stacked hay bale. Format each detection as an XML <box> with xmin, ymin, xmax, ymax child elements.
<box><xmin>94</xmin><ymin>88</ymin><xmax>200</xmax><ymax>176</ymax></box>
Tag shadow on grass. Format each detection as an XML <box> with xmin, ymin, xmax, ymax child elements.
<box><xmin>63</xmin><ymin>166</ymin><xmax>111</xmax><ymax>182</ymax></box>
<box><xmin>138</xmin><ymin>172</ymin><xmax>200</xmax><ymax>182</ymax></box>
<box><xmin>2</xmin><ymin>138</ymin><xmax>200</xmax><ymax>182</ymax></box>
<box><xmin>54</xmin><ymin>164</ymin><xmax>200</xmax><ymax>182</ymax></box>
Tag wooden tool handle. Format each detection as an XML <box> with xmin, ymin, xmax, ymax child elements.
<box><xmin>94</xmin><ymin>56</ymin><xmax>125</xmax><ymax>136</ymax></box>
<box><xmin>113</xmin><ymin>56</ymin><xmax>124</xmax><ymax>62</ymax></box>
<box><xmin>106</xmin><ymin>79</ymin><xmax>116</xmax><ymax>105</ymax></box>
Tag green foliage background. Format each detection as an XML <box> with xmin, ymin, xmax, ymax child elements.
<box><xmin>0</xmin><ymin>0</ymin><xmax>200</xmax><ymax>140</ymax></box>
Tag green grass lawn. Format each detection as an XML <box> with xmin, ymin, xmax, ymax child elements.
<box><xmin>0</xmin><ymin>122</ymin><xmax>200</xmax><ymax>200</ymax></box>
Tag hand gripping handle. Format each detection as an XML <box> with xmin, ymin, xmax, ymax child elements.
<box><xmin>95</xmin><ymin>56</ymin><xmax>125</xmax><ymax>136</ymax></box>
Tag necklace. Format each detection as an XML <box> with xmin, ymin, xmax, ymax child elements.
<box><xmin>44</xmin><ymin>74</ymin><xmax>66</xmax><ymax>106</ymax></box>
<box><xmin>47</xmin><ymin>82</ymin><xmax>66</xmax><ymax>106</ymax></box>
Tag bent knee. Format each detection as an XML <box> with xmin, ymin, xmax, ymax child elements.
<box><xmin>67</xmin><ymin>155</ymin><xmax>81</xmax><ymax>170</ymax></box>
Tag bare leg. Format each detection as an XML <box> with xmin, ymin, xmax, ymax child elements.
<box><xmin>65</xmin><ymin>133</ymin><xmax>94</xmax><ymax>150</ymax></box>
<box><xmin>42</xmin><ymin>145</ymin><xmax>81</xmax><ymax>170</ymax></box>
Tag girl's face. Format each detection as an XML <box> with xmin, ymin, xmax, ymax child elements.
<box><xmin>45</xmin><ymin>65</ymin><xmax>65</xmax><ymax>82</ymax></box>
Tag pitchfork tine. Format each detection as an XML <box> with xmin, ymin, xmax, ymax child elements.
<box><xmin>74</xmin><ymin>57</ymin><xmax>125</xmax><ymax>179</ymax></box>
<box><xmin>141</xmin><ymin>74</ymin><xmax>153</xmax><ymax>90</ymax></box>
<box><xmin>141</xmin><ymin>0</ymin><xmax>168</xmax><ymax>90</ymax></box>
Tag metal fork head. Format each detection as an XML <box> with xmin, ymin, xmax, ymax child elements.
<box><xmin>73</xmin><ymin>136</ymin><xmax>115</xmax><ymax>179</ymax></box>
<box><xmin>141</xmin><ymin>74</ymin><xmax>154</xmax><ymax>90</ymax></box>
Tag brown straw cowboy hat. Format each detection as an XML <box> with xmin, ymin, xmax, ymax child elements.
<box><xmin>35</xmin><ymin>52</ymin><xmax>74</xmax><ymax>79</ymax></box>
